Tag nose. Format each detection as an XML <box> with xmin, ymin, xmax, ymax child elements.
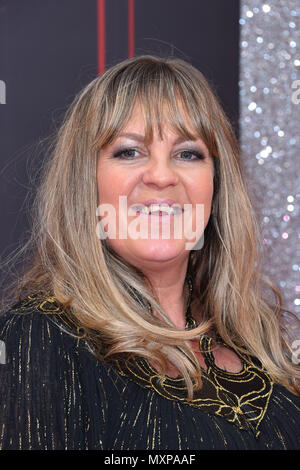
<box><xmin>141</xmin><ymin>156</ymin><xmax>179</xmax><ymax>188</ymax></box>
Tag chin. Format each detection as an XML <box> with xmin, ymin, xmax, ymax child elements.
<box><xmin>126</xmin><ymin>239</ymin><xmax>190</xmax><ymax>263</ymax></box>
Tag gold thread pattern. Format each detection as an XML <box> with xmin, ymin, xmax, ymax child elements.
<box><xmin>4</xmin><ymin>291</ymin><xmax>294</xmax><ymax>444</ymax></box>
<box><xmin>115</xmin><ymin>342</ymin><xmax>274</xmax><ymax>438</ymax></box>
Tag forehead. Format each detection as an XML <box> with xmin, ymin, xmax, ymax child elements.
<box><xmin>120</xmin><ymin>105</ymin><xmax>145</xmax><ymax>131</ymax></box>
<box><xmin>117</xmin><ymin>101</ymin><xmax>199</xmax><ymax>145</ymax></box>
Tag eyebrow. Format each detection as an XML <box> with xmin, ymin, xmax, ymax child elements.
<box><xmin>117</xmin><ymin>132</ymin><xmax>198</xmax><ymax>146</ymax></box>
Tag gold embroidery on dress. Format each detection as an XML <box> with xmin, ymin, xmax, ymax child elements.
<box><xmin>115</xmin><ymin>335</ymin><xmax>274</xmax><ymax>438</ymax></box>
<box><xmin>10</xmin><ymin>291</ymin><xmax>85</xmax><ymax>338</ymax></box>
<box><xmin>11</xmin><ymin>291</ymin><xmax>61</xmax><ymax>314</ymax></box>
<box><xmin>10</xmin><ymin>292</ymin><xmax>274</xmax><ymax>438</ymax></box>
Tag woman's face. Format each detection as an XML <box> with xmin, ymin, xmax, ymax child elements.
<box><xmin>97</xmin><ymin>104</ymin><xmax>215</xmax><ymax>271</ymax></box>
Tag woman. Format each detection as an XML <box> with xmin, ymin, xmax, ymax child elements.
<box><xmin>0</xmin><ymin>55</ymin><xmax>299</xmax><ymax>450</ymax></box>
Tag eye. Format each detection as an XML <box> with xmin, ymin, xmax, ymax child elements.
<box><xmin>112</xmin><ymin>147</ymin><xmax>205</xmax><ymax>161</ymax></box>
<box><xmin>177</xmin><ymin>150</ymin><xmax>205</xmax><ymax>161</ymax></box>
<box><xmin>113</xmin><ymin>147</ymin><xmax>139</xmax><ymax>159</ymax></box>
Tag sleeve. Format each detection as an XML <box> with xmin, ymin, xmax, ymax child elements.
<box><xmin>0</xmin><ymin>309</ymin><xmax>108</xmax><ymax>450</ymax></box>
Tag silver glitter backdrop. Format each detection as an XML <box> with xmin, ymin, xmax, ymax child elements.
<box><xmin>239</xmin><ymin>1</ymin><xmax>300</xmax><ymax>318</ymax></box>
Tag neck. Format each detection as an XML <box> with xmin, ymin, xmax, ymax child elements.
<box><xmin>143</xmin><ymin>262</ymin><xmax>190</xmax><ymax>330</ymax></box>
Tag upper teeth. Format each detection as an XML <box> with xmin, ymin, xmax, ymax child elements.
<box><xmin>136</xmin><ymin>204</ymin><xmax>182</xmax><ymax>215</ymax></box>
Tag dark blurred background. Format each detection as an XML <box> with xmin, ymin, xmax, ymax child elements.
<box><xmin>0</xmin><ymin>0</ymin><xmax>240</xmax><ymax>289</ymax></box>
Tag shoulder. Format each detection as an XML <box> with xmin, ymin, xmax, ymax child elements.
<box><xmin>0</xmin><ymin>291</ymin><xmax>121</xmax><ymax>380</ymax></box>
<box><xmin>0</xmin><ymin>291</ymin><xmax>123</xmax><ymax>397</ymax></box>
<box><xmin>0</xmin><ymin>292</ymin><xmax>117</xmax><ymax>450</ymax></box>
<box><xmin>0</xmin><ymin>291</ymin><xmax>75</xmax><ymax>345</ymax></box>
<box><xmin>0</xmin><ymin>291</ymin><xmax>99</xmax><ymax>369</ymax></box>
<box><xmin>0</xmin><ymin>290</ymin><xmax>68</xmax><ymax>320</ymax></box>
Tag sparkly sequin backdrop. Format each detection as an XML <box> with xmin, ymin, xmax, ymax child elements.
<box><xmin>239</xmin><ymin>1</ymin><xmax>300</xmax><ymax>318</ymax></box>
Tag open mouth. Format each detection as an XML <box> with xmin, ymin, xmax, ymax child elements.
<box><xmin>133</xmin><ymin>204</ymin><xmax>183</xmax><ymax>216</ymax></box>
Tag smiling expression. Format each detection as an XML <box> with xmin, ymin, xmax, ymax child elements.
<box><xmin>97</xmin><ymin>103</ymin><xmax>215</xmax><ymax>270</ymax></box>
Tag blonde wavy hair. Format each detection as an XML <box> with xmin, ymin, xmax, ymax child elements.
<box><xmin>2</xmin><ymin>55</ymin><xmax>300</xmax><ymax>399</ymax></box>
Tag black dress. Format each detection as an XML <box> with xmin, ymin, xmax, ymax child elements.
<box><xmin>0</xmin><ymin>291</ymin><xmax>299</xmax><ymax>450</ymax></box>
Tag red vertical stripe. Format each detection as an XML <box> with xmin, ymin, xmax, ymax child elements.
<box><xmin>128</xmin><ymin>0</ymin><xmax>135</xmax><ymax>58</ymax></box>
<box><xmin>97</xmin><ymin>0</ymin><xmax>106</xmax><ymax>74</ymax></box>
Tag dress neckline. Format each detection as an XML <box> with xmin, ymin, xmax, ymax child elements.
<box><xmin>142</xmin><ymin>333</ymin><xmax>247</xmax><ymax>381</ymax></box>
<box><xmin>10</xmin><ymin>291</ymin><xmax>274</xmax><ymax>437</ymax></box>
<box><xmin>198</xmin><ymin>333</ymin><xmax>247</xmax><ymax>376</ymax></box>
<box><xmin>114</xmin><ymin>333</ymin><xmax>274</xmax><ymax>438</ymax></box>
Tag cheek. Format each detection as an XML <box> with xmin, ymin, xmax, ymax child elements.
<box><xmin>97</xmin><ymin>177</ymin><xmax>117</xmax><ymax>205</ymax></box>
<box><xmin>190</xmin><ymin>172</ymin><xmax>214</xmax><ymax>203</ymax></box>
<box><xmin>97</xmin><ymin>164</ymin><xmax>130</xmax><ymax>205</ymax></box>
<box><xmin>98</xmin><ymin>155</ymin><xmax>145</xmax><ymax>205</ymax></box>
<box><xmin>189</xmin><ymin>173</ymin><xmax>214</xmax><ymax>227</ymax></box>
